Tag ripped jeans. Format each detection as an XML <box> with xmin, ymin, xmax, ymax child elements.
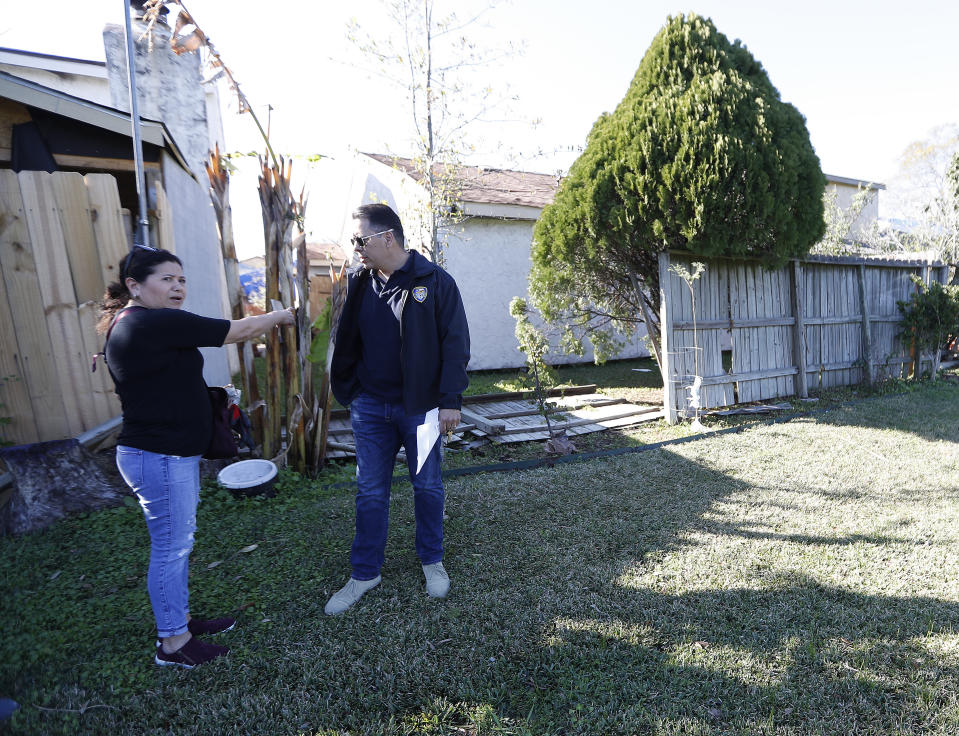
<box><xmin>116</xmin><ymin>446</ymin><xmax>200</xmax><ymax>638</ymax></box>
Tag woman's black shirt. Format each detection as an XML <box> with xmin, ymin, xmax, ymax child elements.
<box><xmin>106</xmin><ymin>308</ymin><xmax>230</xmax><ymax>456</ymax></box>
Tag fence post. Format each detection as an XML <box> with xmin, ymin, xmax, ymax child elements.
<box><xmin>856</xmin><ymin>264</ymin><xmax>875</xmax><ymax>385</ymax></box>
<box><xmin>789</xmin><ymin>260</ymin><xmax>808</xmax><ymax>398</ymax></box>
<box><xmin>658</xmin><ymin>252</ymin><xmax>678</xmax><ymax>424</ymax></box>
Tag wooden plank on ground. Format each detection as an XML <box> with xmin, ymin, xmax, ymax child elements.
<box><xmin>51</xmin><ymin>172</ymin><xmax>104</xmax><ymax>303</ymax></box>
<box><xmin>486</xmin><ymin>395</ymin><xmax>627</xmax><ymax>419</ymax></box>
<box><xmin>460</xmin><ymin>407</ymin><xmax>506</xmax><ymax>435</ymax></box>
<box><xmin>18</xmin><ymin>171</ymin><xmax>95</xmax><ymax>434</ymax></box>
<box><xmin>463</xmin><ymin>384</ymin><xmax>598</xmax><ymax>404</ymax></box>
<box><xmin>85</xmin><ymin>173</ymin><xmax>130</xmax><ymax>287</ymax></box>
<box><xmin>497</xmin><ymin>405</ymin><xmax>660</xmax><ymax>436</ymax></box>
<box><xmin>0</xmin><ymin>170</ymin><xmax>67</xmax><ymax>440</ymax></box>
<box><xmin>489</xmin><ymin>405</ymin><xmax>663</xmax><ymax>444</ymax></box>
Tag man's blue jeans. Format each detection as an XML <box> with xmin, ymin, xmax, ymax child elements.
<box><xmin>349</xmin><ymin>393</ymin><xmax>444</xmax><ymax>580</ymax></box>
<box><xmin>116</xmin><ymin>446</ymin><xmax>199</xmax><ymax>638</ymax></box>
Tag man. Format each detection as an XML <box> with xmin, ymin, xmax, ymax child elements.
<box><xmin>326</xmin><ymin>203</ymin><xmax>470</xmax><ymax>615</ymax></box>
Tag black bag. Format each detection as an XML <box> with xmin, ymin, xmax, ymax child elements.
<box><xmin>205</xmin><ymin>386</ymin><xmax>238</xmax><ymax>460</ymax></box>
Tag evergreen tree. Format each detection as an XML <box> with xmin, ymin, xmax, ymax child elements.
<box><xmin>530</xmin><ymin>14</ymin><xmax>825</xmax><ymax>371</ymax></box>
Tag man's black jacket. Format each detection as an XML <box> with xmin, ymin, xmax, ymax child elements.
<box><xmin>330</xmin><ymin>250</ymin><xmax>470</xmax><ymax>413</ymax></box>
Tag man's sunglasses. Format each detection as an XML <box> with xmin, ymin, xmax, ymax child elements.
<box><xmin>350</xmin><ymin>229</ymin><xmax>392</xmax><ymax>249</ymax></box>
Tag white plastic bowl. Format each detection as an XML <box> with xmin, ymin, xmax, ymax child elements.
<box><xmin>217</xmin><ymin>459</ymin><xmax>278</xmax><ymax>497</ymax></box>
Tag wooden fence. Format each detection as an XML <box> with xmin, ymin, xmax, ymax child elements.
<box><xmin>659</xmin><ymin>251</ymin><xmax>950</xmax><ymax>423</ymax></box>
<box><xmin>0</xmin><ymin>169</ymin><xmax>173</xmax><ymax>445</ymax></box>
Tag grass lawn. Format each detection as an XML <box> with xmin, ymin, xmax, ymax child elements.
<box><xmin>2</xmin><ymin>376</ymin><xmax>959</xmax><ymax>734</ymax></box>
<box><xmin>464</xmin><ymin>357</ymin><xmax>664</xmax><ymax>407</ymax></box>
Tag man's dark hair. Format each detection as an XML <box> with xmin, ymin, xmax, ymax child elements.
<box><xmin>352</xmin><ymin>203</ymin><xmax>405</xmax><ymax>246</ymax></box>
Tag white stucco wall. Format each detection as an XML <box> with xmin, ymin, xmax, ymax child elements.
<box><xmin>442</xmin><ymin>219</ymin><xmax>530</xmax><ymax>369</ymax></box>
<box><xmin>826</xmin><ymin>179</ymin><xmax>881</xmax><ymax>239</ymax></box>
<box><xmin>161</xmin><ymin>151</ymin><xmax>233</xmax><ymax>386</ymax></box>
<box><xmin>443</xmin><ymin>218</ymin><xmax>650</xmax><ymax>370</ymax></box>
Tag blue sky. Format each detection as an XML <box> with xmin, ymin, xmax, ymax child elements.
<box><xmin>3</xmin><ymin>0</ymin><xmax>957</xmax><ymax>254</ymax></box>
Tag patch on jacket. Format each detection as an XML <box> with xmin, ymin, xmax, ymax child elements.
<box><xmin>412</xmin><ymin>286</ymin><xmax>428</xmax><ymax>303</ymax></box>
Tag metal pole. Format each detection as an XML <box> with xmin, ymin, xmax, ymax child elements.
<box><xmin>122</xmin><ymin>0</ymin><xmax>151</xmax><ymax>248</ymax></box>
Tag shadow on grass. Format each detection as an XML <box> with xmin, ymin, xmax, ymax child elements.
<box><xmin>507</xmin><ymin>575</ymin><xmax>959</xmax><ymax>733</ymax></box>
<box><xmin>281</xmin><ymin>446</ymin><xmax>959</xmax><ymax>734</ymax></box>
<box><xmin>4</xmin><ymin>391</ymin><xmax>959</xmax><ymax>734</ymax></box>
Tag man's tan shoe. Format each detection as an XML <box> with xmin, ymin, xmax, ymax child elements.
<box><xmin>324</xmin><ymin>575</ymin><xmax>381</xmax><ymax>615</ymax></box>
<box><xmin>423</xmin><ymin>562</ymin><xmax>450</xmax><ymax>598</ymax></box>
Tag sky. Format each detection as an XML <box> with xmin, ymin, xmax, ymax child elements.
<box><xmin>3</xmin><ymin>0</ymin><xmax>958</xmax><ymax>257</ymax></box>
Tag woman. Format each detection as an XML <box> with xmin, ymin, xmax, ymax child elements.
<box><xmin>98</xmin><ymin>246</ymin><xmax>294</xmax><ymax>668</ymax></box>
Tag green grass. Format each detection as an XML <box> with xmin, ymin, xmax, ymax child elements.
<box><xmin>242</xmin><ymin>355</ymin><xmax>663</xmax><ymax>414</ymax></box>
<box><xmin>465</xmin><ymin>356</ymin><xmax>663</xmax><ymax>405</ymax></box>
<box><xmin>3</xmin><ymin>375</ymin><xmax>959</xmax><ymax>734</ymax></box>
<box><xmin>447</xmin><ymin>361</ymin><xmax>953</xmax><ymax>471</ymax></box>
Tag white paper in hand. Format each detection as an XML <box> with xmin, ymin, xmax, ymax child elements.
<box><xmin>415</xmin><ymin>407</ymin><xmax>440</xmax><ymax>475</ymax></box>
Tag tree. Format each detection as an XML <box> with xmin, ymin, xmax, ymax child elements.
<box><xmin>811</xmin><ymin>184</ymin><xmax>879</xmax><ymax>256</ymax></box>
<box><xmin>530</xmin><ymin>14</ymin><xmax>825</xmax><ymax>374</ymax></box>
<box><xmin>509</xmin><ymin>297</ymin><xmax>575</xmax><ymax>455</ymax></box>
<box><xmin>874</xmin><ymin>125</ymin><xmax>959</xmax><ymax>282</ymax></box>
<box><xmin>348</xmin><ymin>0</ymin><xmax>520</xmax><ymax>263</ymax></box>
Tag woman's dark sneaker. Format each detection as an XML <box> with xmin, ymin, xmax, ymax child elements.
<box><xmin>188</xmin><ymin>616</ymin><xmax>236</xmax><ymax>637</ymax></box>
<box><xmin>155</xmin><ymin>617</ymin><xmax>236</xmax><ymax>648</ymax></box>
<box><xmin>155</xmin><ymin>637</ymin><xmax>229</xmax><ymax>669</ymax></box>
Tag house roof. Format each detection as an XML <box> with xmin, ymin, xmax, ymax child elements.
<box><xmin>363</xmin><ymin>153</ymin><xmax>560</xmax><ymax>209</ymax></box>
<box><xmin>362</xmin><ymin>154</ymin><xmax>881</xmax><ymax>210</ymax></box>
<box><xmin>306</xmin><ymin>241</ymin><xmax>348</xmax><ymax>264</ymax></box>
<box><xmin>825</xmin><ymin>173</ymin><xmax>885</xmax><ymax>191</ymax></box>
<box><xmin>0</xmin><ymin>70</ymin><xmax>193</xmax><ymax>177</ymax></box>
<box><xmin>0</xmin><ymin>46</ymin><xmax>108</xmax><ymax>76</ymax></box>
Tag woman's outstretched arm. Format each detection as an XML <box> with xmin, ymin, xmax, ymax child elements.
<box><xmin>223</xmin><ymin>307</ymin><xmax>295</xmax><ymax>345</ymax></box>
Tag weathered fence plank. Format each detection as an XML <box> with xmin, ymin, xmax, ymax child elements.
<box><xmin>790</xmin><ymin>261</ymin><xmax>808</xmax><ymax>398</ymax></box>
<box><xmin>0</xmin><ymin>170</ymin><xmax>67</xmax><ymax>439</ymax></box>
<box><xmin>857</xmin><ymin>264</ymin><xmax>875</xmax><ymax>384</ymax></box>
<box><xmin>18</xmin><ymin>171</ymin><xmax>96</xmax><ymax>435</ymax></box>
<box><xmin>0</xmin><ymin>212</ymin><xmax>38</xmax><ymax>446</ymax></box>
<box><xmin>658</xmin><ymin>252</ymin><xmax>678</xmax><ymax>423</ymax></box>
<box><xmin>77</xmin><ymin>301</ymin><xmax>121</xmax><ymax>425</ymax></box>
<box><xmin>85</xmin><ymin>173</ymin><xmax>130</xmax><ymax>286</ymax></box>
<box><xmin>50</xmin><ymin>172</ymin><xmax>104</xmax><ymax>304</ymax></box>
<box><xmin>155</xmin><ymin>181</ymin><xmax>176</xmax><ymax>253</ymax></box>
<box><xmin>659</xmin><ymin>252</ymin><xmax>949</xmax><ymax>423</ymax></box>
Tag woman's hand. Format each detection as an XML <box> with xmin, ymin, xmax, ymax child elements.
<box><xmin>274</xmin><ymin>307</ymin><xmax>296</xmax><ymax>327</ymax></box>
<box><xmin>223</xmin><ymin>307</ymin><xmax>296</xmax><ymax>344</ymax></box>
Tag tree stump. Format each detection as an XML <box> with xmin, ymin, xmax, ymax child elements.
<box><xmin>0</xmin><ymin>440</ymin><xmax>128</xmax><ymax>536</ymax></box>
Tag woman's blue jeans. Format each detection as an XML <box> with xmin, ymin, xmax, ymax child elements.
<box><xmin>116</xmin><ymin>446</ymin><xmax>200</xmax><ymax>638</ymax></box>
<box><xmin>349</xmin><ymin>394</ymin><xmax>445</xmax><ymax>580</ymax></box>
